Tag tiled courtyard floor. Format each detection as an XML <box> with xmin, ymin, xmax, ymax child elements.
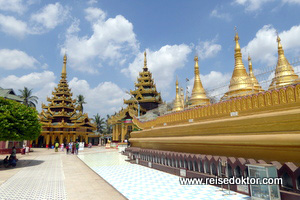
<box><xmin>0</xmin><ymin>147</ymin><xmax>250</xmax><ymax>200</ymax></box>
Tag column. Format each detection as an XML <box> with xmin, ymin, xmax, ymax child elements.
<box><xmin>51</xmin><ymin>134</ymin><xmax>55</xmax><ymax>145</ymax></box>
<box><xmin>121</xmin><ymin>123</ymin><xmax>126</xmax><ymax>142</ymax></box>
<box><xmin>35</xmin><ymin>138</ymin><xmax>38</xmax><ymax>146</ymax></box>
<box><xmin>112</xmin><ymin>125</ymin><xmax>116</xmax><ymax>141</ymax></box>
<box><xmin>46</xmin><ymin>134</ymin><xmax>50</xmax><ymax>148</ymax></box>
<box><xmin>59</xmin><ymin>134</ymin><xmax>63</xmax><ymax>144</ymax></box>
<box><xmin>30</xmin><ymin>140</ymin><xmax>33</xmax><ymax>148</ymax></box>
<box><xmin>115</xmin><ymin>124</ymin><xmax>119</xmax><ymax>142</ymax></box>
<box><xmin>67</xmin><ymin>134</ymin><xmax>70</xmax><ymax>143</ymax></box>
<box><xmin>85</xmin><ymin>134</ymin><xmax>88</xmax><ymax>144</ymax></box>
<box><xmin>72</xmin><ymin>134</ymin><xmax>76</xmax><ymax>142</ymax></box>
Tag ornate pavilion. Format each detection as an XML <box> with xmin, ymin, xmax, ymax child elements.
<box><xmin>108</xmin><ymin>52</ymin><xmax>162</xmax><ymax>142</ymax></box>
<box><xmin>125</xmin><ymin>33</ymin><xmax>300</xmax><ymax>199</ymax></box>
<box><xmin>34</xmin><ymin>55</ymin><xmax>96</xmax><ymax>148</ymax></box>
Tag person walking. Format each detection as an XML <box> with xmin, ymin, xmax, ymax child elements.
<box><xmin>66</xmin><ymin>144</ymin><xmax>69</xmax><ymax>154</ymax></box>
<box><xmin>61</xmin><ymin>143</ymin><xmax>64</xmax><ymax>152</ymax></box>
<box><xmin>75</xmin><ymin>142</ymin><xmax>79</xmax><ymax>155</ymax></box>
<box><xmin>55</xmin><ymin>142</ymin><xmax>59</xmax><ymax>152</ymax></box>
<box><xmin>69</xmin><ymin>142</ymin><xmax>72</xmax><ymax>154</ymax></box>
<box><xmin>72</xmin><ymin>142</ymin><xmax>75</xmax><ymax>154</ymax></box>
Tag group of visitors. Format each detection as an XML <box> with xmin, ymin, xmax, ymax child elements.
<box><xmin>2</xmin><ymin>146</ymin><xmax>17</xmax><ymax>168</ymax></box>
<box><xmin>53</xmin><ymin>142</ymin><xmax>80</xmax><ymax>155</ymax></box>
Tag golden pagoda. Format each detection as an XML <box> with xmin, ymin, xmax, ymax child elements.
<box><xmin>248</xmin><ymin>55</ymin><xmax>263</xmax><ymax>92</ymax></box>
<box><xmin>222</xmin><ymin>32</ymin><xmax>257</xmax><ymax>100</ymax></box>
<box><xmin>124</xmin><ymin>51</ymin><xmax>162</xmax><ymax>111</ymax></box>
<box><xmin>36</xmin><ymin>55</ymin><xmax>95</xmax><ymax>148</ymax></box>
<box><xmin>172</xmin><ymin>78</ymin><xmax>184</xmax><ymax>111</ymax></box>
<box><xmin>269</xmin><ymin>35</ymin><xmax>299</xmax><ymax>90</ymax></box>
<box><xmin>190</xmin><ymin>56</ymin><xmax>210</xmax><ymax>106</ymax></box>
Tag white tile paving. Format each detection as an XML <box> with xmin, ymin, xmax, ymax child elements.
<box><xmin>78</xmin><ymin>151</ymin><xmax>250</xmax><ymax>200</ymax></box>
<box><xmin>0</xmin><ymin>155</ymin><xmax>66</xmax><ymax>200</ymax></box>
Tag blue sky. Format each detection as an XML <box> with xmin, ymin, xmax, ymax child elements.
<box><xmin>0</xmin><ymin>0</ymin><xmax>300</xmax><ymax>117</ymax></box>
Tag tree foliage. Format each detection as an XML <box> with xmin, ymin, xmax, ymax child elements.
<box><xmin>76</xmin><ymin>94</ymin><xmax>86</xmax><ymax>112</ymax></box>
<box><xmin>0</xmin><ymin>97</ymin><xmax>41</xmax><ymax>141</ymax></box>
<box><xmin>19</xmin><ymin>87</ymin><xmax>38</xmax><ymax>107</ymax></box>
<box><xmin>93</xmin><ymin>113</ymin><xmax>105</xmax><ymax>134</ymax></box>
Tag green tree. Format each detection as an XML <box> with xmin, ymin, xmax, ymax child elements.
<box><xmin>0</xmin><ymin>97</ymin><xmax>41</xmax><ymax>141</ymax></box>
<box><xmin>18</xmin><ymin>87</ymin><xmax>38</xmax><ymax>107</ymax></box>
<box><xmin>93</xmin><ymin>113</ymin><xmax>105</xmax><ymax>134</ymax></box>
<box><xmin>76</xmin><ymin>94</ymin><xmax>86</xmax><ymax>112</ymax></box>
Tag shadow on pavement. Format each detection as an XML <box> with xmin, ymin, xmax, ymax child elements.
<box><xmin>0</xmin><ymin>160</ymin><xmax>44</xmax><ymax>170</ymax></box>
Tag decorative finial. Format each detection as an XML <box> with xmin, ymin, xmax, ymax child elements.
<box><xmin>144</xmin><ymin>51</ymin><xmax>147</xmax><ymax>69</ymax></box>
<box><xmin>194</xmin><ymin>55</ymin><xmax>198</xmax><ymax>62</ymax></box>
<box><xmin>61</xmin><ymin>53</ymin><xmax>67</xmax><ymax>77</ymax></box>
<box><xmin>248</xmin><ymin>53</ymin><xmax>251</xmax><ymax>61</ymax></box>
<box><xmin>63</xmin><ymin>53</ymin><xmax>67</xmax><ymax>63</ymax></box>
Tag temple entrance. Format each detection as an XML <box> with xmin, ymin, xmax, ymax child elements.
<box><xmin>37</xmin><ymin>135</ymin><xmax>45</xmax><ymax>147</ymax></box>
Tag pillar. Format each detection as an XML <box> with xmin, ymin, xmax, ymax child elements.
<box><xmin>85</xmin><ymin>134</ymin><xmax>88</xmax><ymax>144</ymax></box>
<box><xmin>121</xmin><ymin>123</ymin><xmax>126</xmax><ymax>142</ymax></box>
<box><xmin>46</xmin><ymin>134</ymin><xmax>50</xmax><ymax>148</ymax></box>
<box><xmin>72</xmin><ymin>134</ymin><xmax>76</xmax><ymax>142</ymax></box>
<box><xmin>51</xmin><ymin>134</ymin><xmax>55</xmax><ymax>145</ymax></box>
<box><xmin>30</xmin><ymin>140</ymin><xmax>33</xmax><ymax>148</ymax></box>
<box><xmin>35</xmin><ymin>138</ymin><xmax>38</xmax><ymax>145</ymax></box>
<box><xmin>67</xmin><ymin>134</ymin><xmax>70</xmax><ymax>143</ymax></box>
<box><xmin>112</xmin><ymin>125</ymin><xmax>116</xmax><ymax>141</ymax></box>
<box><xmin>59</xmin><ymin>134</ymin><xmax>63</xmax><ymax>144</ymax></box>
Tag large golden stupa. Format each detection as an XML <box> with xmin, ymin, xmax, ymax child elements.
<box><xmin>35</xmin><ymin>55</ymin><xmax>96</xmax><ymax>147</ymax></box>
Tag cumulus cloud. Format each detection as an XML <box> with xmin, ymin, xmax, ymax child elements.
<box><xmin>30</xmin><ymin>2</ymin><xmax>70</xmax><ymax>33</ymax></box>
<box><xmin>196</xmin><ymin>38</ymin><xmax>222</xmax><ymax>60</ymax></box>
<box><xmin>210</xmin><ymin>8</ymin><xmax>231</xmax><ymax>21</ymax></box>
<box><xmin>0</xmin><ymin>49</ymin><xmax>38</xmax><ymax>70</ymax></box>
<box><xmin>61</xmin><ymin>8</ymin><xmax>139</xmax><ymax>73</ymax></box>
<box><xmin>242</xmin><ymin>24</ymin><xmax>300</xmax><ymax>67</ymax></box>
<box><xmin>233</xmin><ymin>0</ymin><xmax>274</xmax><ymax>11</ymax></box>
<box><xmin>69</xmin><ymin>78</ymin><xmax>129</xmax><ymax>116</ymax></box>
<box><xmin>282</xmin><ymin>0</ymin><xmax>300</xmax><ymax>4</ymax></box>
<box><xmin>0</xmin><ymin>0</ymin><xmax>27</xmax><ymax>14</ymax></box>
<box><xmin>121</xmin><ymin>45</ymin><xmax>192</xmax><ymax>98</ymax></box>
<box><xmin>0</xmin><ymin>71</ymin><xmax>56</xmax><ymax>109</ymax></box>
<box><xmin>0</xmin><ymin>14</ymin><xmax>28</xmax><ymax>37</ymax></box>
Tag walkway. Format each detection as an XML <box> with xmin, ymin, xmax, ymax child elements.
<box><xmin>0</xmin><ymin>148</ymin><xmax>126</xmax><ymax>200</ymax></box>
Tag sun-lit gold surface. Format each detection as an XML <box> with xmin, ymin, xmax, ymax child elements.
<box><xmin>172</xmin><ymin>78</ymin><xmax>184</xmax><ymax>111</ymax></box>
<box><xmin>222</xmin><ymin>32</ymin><xmax>257</xmax><ymax>100</ymax></box>
<box><xmin>37</xmin><ymin>55</ymin><xmax>95</xmax><ymax>146</ymax></box>
<box><xmin>190</xmin><ymin>56</ymin><xmax>210</xmax><ymax>106</ymax></box>
<box><xmin>248</xmin><ymin>55</ymin><xmax>264</xmax><ymax>92</ymax></box>
<box><xmin>269</xmin><ymin>35</ymin><xmax>300</xmax><ymax>90</ymax></box>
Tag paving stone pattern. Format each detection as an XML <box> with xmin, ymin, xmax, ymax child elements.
<box><xmin>0</xmin><ymin>155</ymin><xmax>66</xmax><ymax>200</ymax></box>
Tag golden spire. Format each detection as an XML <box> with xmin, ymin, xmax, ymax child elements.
<box><xmin>173</xmin><ymin>77</ymin><xmax>183</xmax><ymax>112</ymax></box>
<box><xmin>222</xmin><ymin>31</ymin><xmax>254</xmax><ymax>100</ymax></box>
<box><xmin>190</xmin><ymin>56</ymin><xmax>210</xmax><ymax>106</ymax></box>
<box><xmin>143</xmin><ymin>51</ymin><xmax>147</xmax><ymax>69</ymax></box>
<box><xmin>61</xmin><ymin>53</ymin><xmax>67</xmax><ymax>78</ymax></box>
<box><xmin>248</xmin><ymin>55</ymin><xmax>263</xmax><ymax>92</ymax></box>
<box><xmin>268</xmin><ymin>35</ymin><xmax>299</xmax><ymax>90</ymax></box>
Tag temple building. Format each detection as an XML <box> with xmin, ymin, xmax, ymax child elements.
<box><xmin>269</xmin><ymin>35</ymin><xmax>300</xmax><ymax>90</ymax></box>
<box><xmin>172</xmin><ymin>78</ymin><xmax>184</xmax><ymax>112</ymax></box>
<box><xmin>109</xmin><ymin>51</ymin><xmax>162</xmax><ymax>142</ymax></box>
<box><xmin>248</xmin><ymin>55</ymin><xmax>264</xmax><ymax>92</ymax></box>
<box><xmin>190</xmin><ymin>56</ymin><xmax>210</xmax><ymax>106</ymax></box>
<box><xmin>35</xmin><ymin>55</ymin><xmax>95</xmax><ymax>147</ymax></box>
<box><xmin>222</xmin><ymin>32</ymin><xmax>260</xmax><ymax>100</ymax></box>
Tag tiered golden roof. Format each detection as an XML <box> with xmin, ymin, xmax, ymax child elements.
<box><xmin>222</xmin><ymin>32</ymin><xmax>256</xmax><ymax>100</ymax></box>
<box><xmin>124</xmin><ymin>51</ymin><xmax>162</xmax><ymax>111</ymax></box>
<box><xmin>248</xmin><ymin>55</ymin><xmax>263</xmax><ymax>92</ymax></box>
<box><xmin>173</xmin><ymin>78</ymin><xmax>184</xmax><ymax>112</ymax></box>
<box><xmin>269</xmin><ymin>35</ymin><xmax>299</xmax><ymax>90</ymax></box>
<box><xmin>39</xmin><ymin>55</ymin><xmax>95</xmax><ymax>132</ymax></box>
<box><xmin>190</xmin><ymin>56</ymin><xmax>210</xmax><ymax>106</ymax></box>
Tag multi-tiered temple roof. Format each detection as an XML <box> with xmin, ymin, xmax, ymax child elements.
<box><xmin>124</xmin><ymin>52</ymin><xmax>162</xmax><ymax>111</ymax></box>
<box><xmin>39</xmin><ymin>55</ymin><xmax>95</xmax><ymax>146</ymax></box>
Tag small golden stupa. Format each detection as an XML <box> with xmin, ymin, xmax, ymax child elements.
<box><xmin>222</xmin><ymin>32</ymin><xmax>255</xmax><ymax>99</ymax></box>
<box><xmin>268</xmin><ymin>35</ymin><xmax>299</xmax><ymax>90</ymax></box>
<box><xmin>248</xmin><ymin>55</ymin><xmax>264</xmax><ymax>92</ymax></box>
<box><xmin>190</xmin><ymin>56</ymin><xmax>210</xmax><ymax>106</ymax></box>
<box><xmin>173</xmin><ymin>78</ymin><xmax>184</xmax><ymax>111</ymax></box>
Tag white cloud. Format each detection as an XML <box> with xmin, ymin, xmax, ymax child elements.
<box><xmin>0</xmin><ymin>71</ymin><xmax>56</xmax><ymax>109</ymax></box>
<box><xmin>242</xmin><ymin>24</ymin><xmax>300</xmax><ymax>67</ymax></box>
<box><xmin>0</xmin><ymin>49</ymin><xmax>38</xmax><ymax>70</ymax></box>
<box><xmin>196</xmin><ymin>38</ymin><xmax>222</xmax><ymax>60</ymax></box>
<box><xmin>210</xmin><ymin>8</ymin><xmax>231</xmax><ymax>21</ymax></box>
<box><xmin>87</xmin><ymin>0</ymin><xmax>98</xmax><ymax>5</ymax></box>
<box><xmin>187</xmin><ymin>71</ymin><xmax>231</xmax><ymax>100</ymax></box>
<box><xmin>282</xmin><ymin>0</ymin><xmax>300</xmax><ymax>4</ymax></box>
<box><xmin>69</xmin><ymin>78</ymin><xmax>128</xmax><ymax>116</ymax></box>
<box><xmin>0</xmin><ymin>14</ymin><xmax>28</xmax><ymax>37</ymax></box>
<box><xmin>66</xmin><ymin>18</ymin><xmax>80</xmax><ymax>35</ymax></box>
<box><xmin>84</xmin><ymin>7</ymin><xmax>106</xmax><ymax>22</ymax></box>
<box><xmin>61</xmin><ymin>10</ymin><xmax>139</xmax><ymax>73</ymax></box>
<box><xmin>234</xmin><ymin>0</ymin><xmax>274</xmax><ymax>11</ymax></box>
<box><xmin>121</xmin><ymin>44</ymin><xmax>192</xmax><ymax>98</ymax></box>
<box><xmin>30</xmin><ymin>2</ymin><xmax>69</xmax><ymax>32</ymax></box>
<box><xmin>0</xmin><ymin>0</ymin><xmax>27</xmax><ymax>14</ymax></box>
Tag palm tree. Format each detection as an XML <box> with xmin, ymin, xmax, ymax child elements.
<box><xmin>93</xmin><ymin>113</ymin><xmax>105</xmax><ymax>134</ymax></box>
<box><xmin>76</xmin><ymin>94</ymin><xmax>86</xmax><ymax>112</ymax></box>
<box><xmin>18</xmin><ymin>87</ymin><xmax>38</xmax><ymax>107</ymax></box>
